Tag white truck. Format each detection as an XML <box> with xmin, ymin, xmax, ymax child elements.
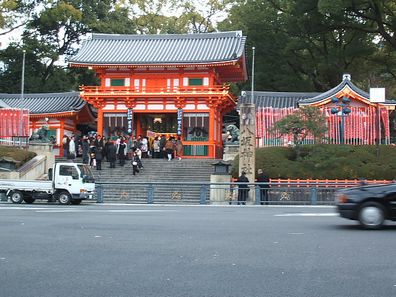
<box><xmin>0</xmin><ymin>162</ymin><xmax>95</xmax><ymax>205</ymax></box>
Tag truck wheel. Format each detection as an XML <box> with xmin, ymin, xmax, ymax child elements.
<box><xmin>358</xmin><ymin>202</ymin><xmax>385</xmax><ymax>229</ymax></box>
<box><xmin>71</xmin><ymin>199</ymin><xmax>82</xmax><ymax>205</ymax></box>
<box><xmin>58</xmin><ymin>191</ymin><xmax>71</xmax><ymax>205</ymax></box>
<box><xmin>23</xmin><ymin>197</ymin><xmax>35</xmax><ymax>204</ymax></box>
<box><xmin>10</xmin><ymin>190</ymin><xmax>24</xmax><ymax>204</ymax></box>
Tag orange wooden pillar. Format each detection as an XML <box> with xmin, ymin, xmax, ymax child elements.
<box><xmin>97</xmin><ymin>107</ymin><xmax>104</xmax><ymax>136</ymax></box>
<box><xmin>208</xmin><ymin>107</ymin><xmax>215</xmax><ymax>158</ymax></box>
<box><xmin>60</xmin><ymin>119</ymin><xmax>65</xmax><ymax>157</ymax></box>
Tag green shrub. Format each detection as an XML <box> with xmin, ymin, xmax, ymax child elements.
<box><xmin>231</xmin><ymin>144</ymin><xmax>396</xmax><ymax>180</ymax></box>
<box><xmin>0</xmin><ymin>146</ymin><xmax>37</xmax><ymax>168</ymax></box>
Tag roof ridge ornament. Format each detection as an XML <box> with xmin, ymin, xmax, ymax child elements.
<box><xmin>343</xmin><ymin>74</ymin><xmax>351</xmax><ymax>81</ymax></box>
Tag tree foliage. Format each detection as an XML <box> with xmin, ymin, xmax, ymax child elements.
<box><xmin>219</xmin><ymin>0</ymin><xmax>396</xmax><ymax>97</ymax></box>
<box><xmin>272</xmin><ymin>106</ymin><xmax>327</xmax><ymax>158</ymax></box>
<box><xmin>0</xmin><ymin>0</ymin><xmax>395</xmax><ymax>98</ymax></box>
<box><xmin>0</xmin><ymin>0</ymin><xmax>35</xmax><ymax>34</ymax></box>
<box><xmin>0</xmin><ymin>0</ymin><xmax>228</xmax><ymax>93</ymax></box>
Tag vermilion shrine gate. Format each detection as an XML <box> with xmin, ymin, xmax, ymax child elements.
<box><xmin>68</xmin><ymin>31</ymin><xmax>247</xmax><ymax>158</ymax></box>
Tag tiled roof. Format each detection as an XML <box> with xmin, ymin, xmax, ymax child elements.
<box><xmin>240</xmin><ymin>74</ymin><xmax>396</xmax><ymax>108</ymax></box>
<box><xmin>69</xmin><ymin>31</ymin><xmax>247</xmax><ymax>66</ymax></box>
<box><xmin>0</xmin><ymin>99</ymin><xmax>9</xmax><ymax>108</ymax></box>
<box><xmin>0</xmin><ymin>92</ymin><xmax>86</xmax><ymax>114</ymax></box>
<box><xmin>299</xmin><ymin>74</ymin><xmax>369</xmax><ymax>105</ymax></box>
<box><xmin>239</xmin><ymin>91</ymin><xmax>320</xmax><ymax>108</ymax></box>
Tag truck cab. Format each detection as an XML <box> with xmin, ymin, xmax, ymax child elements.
<box><xmin>1</xmin><ymin>162</ymin><xmax>95</xmax><ymax>205</ymax></box>
<box><xmin>50</xmin><ymin>163</ymin><xmax>96</xmax><ymax>204</ymax></box>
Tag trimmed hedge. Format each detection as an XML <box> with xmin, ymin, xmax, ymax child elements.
<box><xmin>231</xmin><ymin>145</ymin><xmax>396</xmax><ymax>180</ymax></box>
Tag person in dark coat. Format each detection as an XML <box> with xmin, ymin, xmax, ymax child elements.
<box><xmin>95</xmin><ymin>135</ymin><xmax>105</xmax><ymax>159</ymax></box>
<box><xmin>236</xmin><ymin>171</ymin><xmax>249</xmax><ymax>205</ymax></box>
<box><xmin>131</xmin><ymin>150</ymin><xmax>140</xmax><ymax>175</ymax></box>
<box><xmin>107</xmin><ymin>141</ymin><xmax>117</xmax><ymax>168</ymax></box>
<box><xmin>104</xmin><ymin>137</ymin><xmax>111</xmax><ymax>162</ymax></box>
<box><xmin>82</xmin><ymin>136</ymin><xmax>90</xmax><ymax>164</ymax></box>
<box><xmin>117</xmin><ymin>138</ymin><xmax>127</xmax><ymax>166</ymax></box>
<box><xmin>62</xmin><ymin>135</ymin><xmax>69</xmax><ymax>158</ymax></box>
<box><xmin>159</xmin><ymin>134</ymin><xmax>166</xmax><ymax>158</ymax></box>
<box><xmin>256</xmin><ymin>169</ymin><xmax>270</xmax><ymax>205</ymax></box>
<box><xmin>95</xmin><ymin>147</ymin><xmax>103</xmax><ymax>170</ymax></box>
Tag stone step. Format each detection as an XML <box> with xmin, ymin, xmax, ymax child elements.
<box><xmin>56</xmin><ymin>156</ymin><xmax>223</xmax><ymax>203</ymax></box>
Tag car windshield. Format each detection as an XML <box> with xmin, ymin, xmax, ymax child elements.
<box><xmin>77</xmin><ymin>164</ymin><xmax>94</xmax><ymax>181</ymax></box>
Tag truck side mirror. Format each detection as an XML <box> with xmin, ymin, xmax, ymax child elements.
<box><xmin>48</xmin><ymin>168</ymin><xmax>53</xmax><ymax>181</ymax></box>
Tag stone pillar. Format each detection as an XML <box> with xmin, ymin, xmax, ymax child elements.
<box><xmin>210</xmin><ymin>174</ymin><xmax>232</xmax><ymax>205</ymax></box>
<box><xmin>239</xmin><ymin>103</ymin><xmax>256</xmax><ymax>202</ymax></box>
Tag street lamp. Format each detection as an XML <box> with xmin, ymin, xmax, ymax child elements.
<box><xmin>19</xmin><ymin>49</ymin><xmax>26</xmax><ymax>146</ymax></box>
<box><xmin>331</xmin><ymin>96</ymin><xmax>351</xmax><ymax>144</ymax></box>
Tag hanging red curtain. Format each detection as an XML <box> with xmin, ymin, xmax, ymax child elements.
<box><xmin>0</xmin><ymin>109</ymin><xmax>30</xmax><ymax>137</ymax></box>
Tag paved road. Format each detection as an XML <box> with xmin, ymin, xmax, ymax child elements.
<box><xmin>0</xmin><ymin>203</ymin><xmax>395</xmax><ymax>297</ymax></box>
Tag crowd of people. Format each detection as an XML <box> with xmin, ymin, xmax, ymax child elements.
<box><xmin>61</xmin><ymin>133</ymin><xmax>184</xmax><ymax>173</ymax></box>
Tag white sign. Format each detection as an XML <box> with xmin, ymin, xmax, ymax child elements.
<box><xmin>369</xmin><ymin>88</ymin><xmax>385</xmax><ymax>103</ymax></box>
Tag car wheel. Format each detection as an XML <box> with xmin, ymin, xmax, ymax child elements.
<box><xmin>71</xmin><ymin>199</ymin><xmax>81</xmax><ymax>205</ymax></box>
<box><xmin>358</xmin><ymin>202</ymin><xmax>385</xmax><ymax>229</ymax></box>
<box><xmin>58</xmin><ymin>191</ymin><xmax>71</xmax><ymax>205</ymax></box>
<box><xmin>10</xmin><ymin>190</ymin><xmax>24</xmax><ymax>204</ymax></box>
<box><xmin>23</xmin><ymin>197</ymin><xmax>35</xmax><ymax>204</ymax></box>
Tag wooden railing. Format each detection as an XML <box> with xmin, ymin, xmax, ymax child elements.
<box><xmin>268</xmin><ymin>179</ymin><xmax>392</xmax><ymax>188</ymax></box>
<box><xmin>80</xmin><ymin>86</ymin><xmax>229</xmax><ymax>94</ymax></box>
<box><xmin>231</xmin><ymin>178</ymin><xmax>392</xmax><ymax>188</ymax></box>
<box><xmin>80</xmin><ymin>85</ymin><xmax>230</xmax><ymax>97</ymax></box>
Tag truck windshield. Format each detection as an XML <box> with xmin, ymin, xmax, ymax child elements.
<box><xmin>77</xmin><ymin>164</ymin><xmax>95</xmax><ymax>182</ymax></box>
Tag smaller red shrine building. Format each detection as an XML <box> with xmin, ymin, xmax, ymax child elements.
<box><xmin>68</xmin><ymin>31</ymin><xmax>248</xmax><ymax>158</ymax></box>
<box><xmin>239</xmin><ymin>74</ymin><xmax>396</xmax><ymax>146</ymax></box>
<box><xmin>0</xmin><ymin>92</ymin><xmax>95</xmax><ymax>154</ymax></box>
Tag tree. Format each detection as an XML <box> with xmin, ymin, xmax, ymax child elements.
<box><xmin>317</xmin><ymin>0</ymin><xmax>396</xmax><ymax>95</ymax></box>
<box><xmin>272</xmin><ymin>106</ymin><xmax>327</xmax><ymax>158</ymax></box>
<box><xmin>317</xmin><ymin>0</ymin><xmax>396</xmax><ymax>50</ymax></box>
<box><xmin>127</xmin><ymin>0</ymin><xmax>229</xmax><ymax>34</ymax></box>
<box><xmin>0</xmin><ymin>0</ymin><xmax>137</xmax><ymax>93</ymax></box>
<box><xmin>219</xmin><ymin>0</ymin><xmax>395</xmax><ymax>97</ymax></box>
<box><xmin>0</xmin><ymin>0</ymin><xmax>35</xmax><ymax>34</ymax></box>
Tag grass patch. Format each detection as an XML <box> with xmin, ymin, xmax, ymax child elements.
<box><xmin>232</xmin><ymin>145</ymin><xmax>396</xmax><ymax>180</ymax></box>
<box><xmin>0</xmin><ymin>146</ymin><xmax>37</xmax><ymax>168</ymax></box>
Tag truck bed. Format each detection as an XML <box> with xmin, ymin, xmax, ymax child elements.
<box><xmin>0</xmin><ymin>180</ymin><xmax>53</xmax><ymax>193</ymax></box>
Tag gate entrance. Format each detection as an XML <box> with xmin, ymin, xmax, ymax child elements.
<box><xmin>136</xmin><ymin>113</ymin><xmax>177</xmax><ymax>136</ymax></box>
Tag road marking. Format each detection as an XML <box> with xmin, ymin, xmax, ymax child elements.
<box><xmin>275</xmin><ymin>213</ymin><xmax>337</xmax><ymax>217</ymax></box>
<box><xmin>35</xmin><ymin>209</ymin><xmax>176</xmax><ymax>213</ymax></box>
<box><xmin>0</xmin><ymin>207</ymin><xmax>55</xmax><ymax>210</ymax></box>
<box><xmin>0</xmin><ymin>207</ymin><xmax>177</xmax><ymax>213</ymax></box>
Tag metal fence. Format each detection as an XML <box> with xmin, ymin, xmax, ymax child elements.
<box><xmin>0</xmin><ymin>136</ymin><xmax>30</xmax><ymax>147</ymax></box>
<box><xmin>95</xmin><ymin>181</ymin><xmax>339</xmax><ymax>205</ymax></box>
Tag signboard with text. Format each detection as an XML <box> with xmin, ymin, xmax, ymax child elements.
<box><xmin>127</xmin><ymin>109</ymin><xmax>133</xmax><ymax>134</ymax></box>
<box><xmin>177</xmin><ymin>108</ymin><xmax>183</xmax><ymax>136</ymax></box>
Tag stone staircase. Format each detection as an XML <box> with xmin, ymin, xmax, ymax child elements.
<box><xmin>56</xmin><ymin>157</ymin><xmax>218</xmax><ymax>204</ymax></box>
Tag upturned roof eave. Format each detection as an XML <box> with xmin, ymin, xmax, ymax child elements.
<box><xmin>298</xmin><ymin>77</ymin><xmax>371</xmax><ymax>106</ymax></box>
<box><xmin>29</xmin><ymin>110</ymin><xmax>80</xmax><ymax>118</ymax></box>
<box><xmin>68</xmin><ymin>60</ymin><xmax>240</xmax><ymax>68</ymax></box>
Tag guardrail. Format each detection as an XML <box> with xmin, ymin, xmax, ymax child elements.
<box><xmin>0</xmin><ymin>137</ymin><xmax>29</xmax><ymax>147</ymax></box>
<box><xmin>94</xmin><ymin>181</ymin><xmax>354</xmax><ymax>205</ymax></box>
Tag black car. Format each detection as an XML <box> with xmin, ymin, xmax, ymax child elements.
<box><xmin>335</xmin><ymin>183</ymin><xmax>396</xmax><ymax>229</ymax></box>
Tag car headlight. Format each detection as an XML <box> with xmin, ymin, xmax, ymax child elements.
<box><xmin>335</xmin><ymin>193</ymin><xmax>349</xmax><ymax>204</ymax></box>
